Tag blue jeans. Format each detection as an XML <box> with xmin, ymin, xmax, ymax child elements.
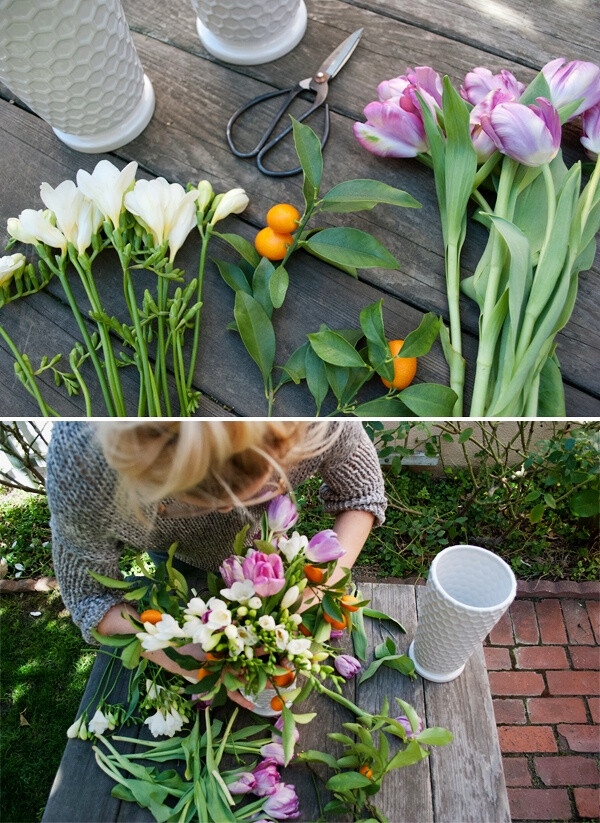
<box><xmin>147</xmin><ymin>551</ymin><xmax>208</xmax><ymax>595</ymax></box>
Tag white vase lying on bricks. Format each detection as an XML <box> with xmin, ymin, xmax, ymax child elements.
<box><xmin>408</xmin><ymin>544</ymin><xmax>517</xmax><ymax>683</ymax></box>
<box><xmin>0</xmin><ymin>0</ymin><xmax>155</xmax><ymax>153</ymax></box>
<box><xmin>191</xmin><ymin>0</ymin><xmax>307</xmax><ymax>65</ymax></box>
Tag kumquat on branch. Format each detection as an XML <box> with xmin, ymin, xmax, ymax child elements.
<box><xmin>71</xmin><ymin>495</ymin><xmax>452</xmax><ymax>823</ymax></box>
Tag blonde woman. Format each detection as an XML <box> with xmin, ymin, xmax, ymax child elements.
<box><xmin>46</xmin><ymin>420</ymin><xmax>386</xmax><ymax>683</ymax></box>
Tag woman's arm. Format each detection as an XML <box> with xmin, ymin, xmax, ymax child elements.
<box><xmin>329</xmin><ymin>509</ymin><xmax>375</xmax><ymax>586</ymax></box>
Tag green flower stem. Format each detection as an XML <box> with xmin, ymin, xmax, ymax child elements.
<box><xmin>524</xmin><ymin>371</ymin><xmax>540</xmax><ymax>416</ymax></box>
<box><xmin>174</xmin><ymin>331</ymin><xmax>189</xmax><ymax>415</ymax></box>
<box><xmin>311</xmin><ymin>677</ymin><xmax>370</xmax><ymax>720</ymax></box>
<box><xmin>46</xmin><ymin>253</ymin><xmax>116</xmax><ymax>416</ymax></box>
<box><xmin>469</xmin><ymin>157</ymin><xmax>518</xmax><ymax>416</ymax></box>
<box><xmin>445</xmin><ymin>239</ymin><xmax>465</xmax><ymax>415</ymax></box>
<box><xmin>155</xmin><ymin>270</ymin><xmax>172</xmax><ymax>416</ymax></box>
<box><xmin>472</xmin><ymin>152</ymin><xmax>502</xmax><ymax>191</ymax></box>
<box><xmin>580</xmin><ymin>154</ymin><xmax>600</xmax><ymax>230</ymax></box>
<box><xmin>266</xmin><ymin>374</ymin><xmax>275</xmax><ymax>417</ymax></box>
<box><xmin>68</xmin><ymin>350</ymin><xmax>92</xmax><ymax>416</ymax></box>
<box><xmin>0</xmin><ymin>324</ymin><xmax>58</xmax><ymax>416</ymax></box>
<box><xmin>186</xmin><ymin>223</ymin><xmax>213</xmax><ymax>392</ymax></box>
<box><xmin>69</xmin><ymin>250</ymin><xmax>127</xmax><ymax>416</ymax></box>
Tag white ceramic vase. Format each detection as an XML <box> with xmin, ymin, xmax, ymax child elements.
<box><xmin>191</xmin><ymin>0</ymin><xmax>307</xmax><ymax>65</ymax></box>
<box><xmin>408</xmin><ymin>544</ymin><xmax>517</xmax><ymax>682</ymax></box>
<box><xmin>240</xmin><ymin>682</ymin><xmax>296</xmax><ymax>716</ymax></box>
<box><xmin>0</xmin><ymin>0</ymin><xmax>155</xmax><ymax>153</ymax></box>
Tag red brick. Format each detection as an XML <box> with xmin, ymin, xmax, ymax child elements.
<box><xmin>587</xmin><ymin>600</ymin><xmax>600</xmax><ymax>644</ymax></box>
<box><xmin>562</xmin><ymin>599</ymin><xmax>596</xmax><ymax>645</ymax></box>
<box><xmin>536</xmin><ymin>600</ymin><xmax>568</xmax><ymax>645</ymax></box>
<box><xmin>557</xmin><ymin>724</ymin><xmax>600</xmax><ymax>752</ymax></box>
<box><xmin>589</xmin><ymin>696</ymin><xmax>600</xmax><ymax>724</ymax></box>
<box><xmin>528</xmin><ymin>697</ymin><xmax>588</xmax><ymax>724</ymax></box>
<box><xmin>489</xmin><ymin>671</ymin><xmax>545</xmax><ymax>696</ymax></box>
<box><xmin>502</xmin><ymin>757</ymin><xmax>532</xmax><ymax>787</ymax></box>
<box><xmin>574</xmin><ymin>787</ymin><xmax>600</xmax><ymax>820</ymax></box>
<box><xmin>515</xmin><ymin>646</ymin><xmax>569</xmax><ymax>670</ymax></box>
<box><xmin>498</xmin><ymin>725</ymin><xmax>557</xmax><ymax>753</ymax></box>
<box><xmin>484</xmin><ymin>646</ymin><xmax>512</xmax><ymax>670</ymax></box>
<box><xmin>547</xmin><ymin>670</ymin><xmax>600</xmax><ymax>696</ymax></box>
<box><xmin>511</xmin><ymin>600</ymin><xmax>539</xmax><ymax>644</ymax></box>
<box><xmin>493</xmin><ymin>698</ymin><xmax>526</xmax><ymax>725</ymax></box>
<box><xmin>507</xmin><ymin>788</ymin><xmax>571</xmax><ymax>820</ymax></box>
<box><xmin>533</xmin><ymin>755</ymin><xmax>599</xmax><ymax>786</ymax></box>
<box><xmin>570</xmin><ymin>645</ymin><xmax>600</xmax><ymax>670</ymax></box>
<box><xmin>488</xmin><ymin>609</ymin><xmax>514</xmax><ymax>645</ymax></box>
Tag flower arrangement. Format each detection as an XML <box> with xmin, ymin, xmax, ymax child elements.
<box><xmin>355</xmin><ymin>58</ymin><xmax>600</xmax><ymax>416</ymax></box>
<box><xmin>75</xmin><ymin>494</ymin><xmax>452</xmax><ymax>821</ymax></box>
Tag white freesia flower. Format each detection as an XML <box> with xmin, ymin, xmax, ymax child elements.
<box><xmin>196</xmin><ymin>180</ymin><xmax>214</xmax><ymax>212</ymax></box>
<box><xmin>248</xmin><ymin>596</ymin><xmax>262</xmax><ymax>610</ymax></box>
<box><xmin>185</xmin><ymin>596</ymin><xmax>208</xmax><ymax>617</ymax></box>
<box><xmin>275</xmin><ymin>625</ymin><xmax>289</xmax><ymax>651</ymax></box>
<box><xmin>66</xmin><ymin>715</ymin><xmax>86</xmax><ymax>739</ymax></box>
<box><xmin>181</xmin><ymin>618</ymin><xmax>214</xmax><ymax>647</ymax></box>
<box><xmin>88</xmin><ymin>709</ymin><xmax>110</xmax><ymax>736</ymax></box>
<box><xmin>280</xmin><ymin>585</ymin><xmax>300</xmax><ymax>611</ymax></box>
<box><xmin>287</xmin><ymin>637</ymin><xmax>312</xmax><ymax>656</ymax></box>
<box><xmin>145</xmin><ymin>680</ymin><xmax>164</xmax><ymax>701</ymax></box>
<box><xmin>137</xmin><ymin>613</ymin><xmax>186</xmax><ymax>651</ymax></box>
<box><xmin>229</xmin><ymin>636</ymin><xmax>244</xmax><ymax>656</ymax></box>
<box><xmin>258</xmin><ymin>614</ymin><xmax>276</xmax><ymax>631</ymax></box>
<box><xmin>210</xmin><ymin>187</ymin><xmax>249</xmax><ymax>225</ymax></box>
<box><xmin>278</xmin><ymin>532</ymin><xmax>308</xmax><ymax>563</ymax></box>
<box><xmin>76</xmin><ymin>159</ymin><xmax>138</xmax><ymax>228</ymax></box>
<box><xmin>220</xmin><ymin>579</ymin><xmax>255</xmax><ymax>603</ymax></box>
<box><xmin>289</xmin><ymin>613</ymin><xmax>303</xmax><ymax>626</ymax></box>
<box><xmin>8</xmin><ymin>209</ymin><xmax>67</xmax><ymax>253</ymax></box>
<box><xmin>224</xmin><ymin>624</ymin><xmax>239</xmax><ymax>639</ymax></box>
<box><xmin>237</xmin><ymin>625</ymin><xmax>259</xmax><ymax>646</ymax></box>
<box><xmin>0</xmin><ymin>253</ymin><xmax>26</xmax><ymax>287</ymax></box>
<box><xmin>144</xmin><ymin>707</ymin><xmax>185</xmax><ymax>738</ymax></box>
<box><xmin>124</xmin><ymin>177</ymin><xmax>199</xmax><ymax>262</ymax></box>
<box><xmin>245</xmin><ymin>646</ymin><xmax>254</xmax><ymax>659</ymax></box>
<box><xmin>40</xmin><ymin>180</ymin><xmax>103</xmax><ymax>255</ymax></box>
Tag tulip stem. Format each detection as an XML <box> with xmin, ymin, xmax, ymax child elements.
<box><xmin>311</xmin><ymin>678</ymin><xmax>370</xmax><ymax>720</ymax></box>
<box><xmin>445</xmin><ymin>240</ymin><xmax>465</xmax><ymax>415</ymax></box>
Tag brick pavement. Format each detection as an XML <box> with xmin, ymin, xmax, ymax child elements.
<box><xmin>484</xmin><ymin>584</ymin><xmax>600</xmax><ymax>822</ymax></box>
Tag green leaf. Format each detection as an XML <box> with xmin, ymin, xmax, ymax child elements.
<box><xmin>88</xmin><ymin>570</ymin><xmax>134</xmax><ymax>589</ymax></box>
<box><xmin>325</xmin><ymin>362</ymin><xmax>350</xmax><ymax>403</ymax></box>
<box><xmin>277</xmin><ymin>341</ymin><xmax>309</xmax><ymax>387</ymax></box>
<box><xmin>234</xmin><ymin>291</ymin><xmax>276</xmax><ymax>384</ymax></box>
<box><xmin>90</xmin><ymin>628</ymin><xmax>137</xmax><ymax>647</ymax></box>
<box><xmin>383</xmin><ymin>655</ymin><xmax>416</xmax><ymax>677</ymax></box>
<box><xmin>398</xmin><ymin>383</ymin><xmax>458</xmax><ymax>416</ymax></box>
<box><xmin>308</xmin><ymin>329</ymin><xmax>367</xmax><ymax>368</ymax></box>
<box><xmin>458</xmin><ymin>427</ymin><xmax>473</xmax><ymax>444</ymax></box>
<box><xmin>319</xmin><ymin>179</ymin><xmax>421</xmax><ymax>213</ymax></box>
<box><xmin>233</xmin><ymin>524</ymin><xmax>250</xmax><ymax>555</ymax></box>
<box><xmin>292</xmin><ymin>117</ymin><xmax>323</xmax><ymax>208</ymax></box>
<box><xmin>305</xmin><ymin>345</ymin><xmax>329</xmax><ymax>414</ymax></box>
<box><xmin>252</xmin><ymin>257</ymin><xmax>275</xmax><ymax>318</ymax></box>
<box><xmin>374</xmin><ymin>641</ymin><xmax>391</xmax><ymax>660</ymax></box>
<box><xmin>299</xmin><ymin>750</ymin><xmax>339</xmax><ymax>768</ymax></box>
<box><xmin>529</xmin><ymin>503</ymin><xmax>546</xmax><ymax>523</ymax></box>
<box><xmin>304</xmin><ymin>227</ymin><xmax>399</xmax><ymax>270</ymax></box>
<box><xmin>326</xmin><ymin>772</ymin><xmax>373</xmax><ymax>791</ymax></box>
<box><xmin>123</xmin><ymin>585</ymin><xmax>150</xmax><ymax>601</ymax></box>
<box><xmin>323</xmin><ymin>592</ymin><xmax>344</xmax><ymax>622</ymax></box>
<box><xmin>395</xmin><ymin>698</ymin><xmax>421</xmax><ymax>735</ymax></box>
<box><xmin>353</xmin><ymin>396</ymin><xmax>413</xmax><ymax>417</ymax></box>
<box><xmin>387</xmin><ymin>738</ymin><xmax>429</xmax><ymax>770</ymax></box>
<box><xmin>281</xmin><ymin>705</ymin><xmax>296</xmax><ymax>766</ymax></box>
<box><xmin>358</xmin><ymin>657</ymin><xmax>385</xmax><ymax>685</ymax></box>
<box><xmin>441</xmin><ymin>76</ymin><xmax>477</xmax><ymax>245</ymax></box>
<box><xmin>363</xmin><ymin>607</ymin><xmax>406</xmax><ymax>633</ymax></box>
<box><xmin>360</xmin><ymin>300</ymin><xmax>394</xmax><ymax>380</ymax></box>
<box><xmin>351</xmin><ymin>602</ymin><xmax>368</xmax><ymax>661</ymax></box>
<box><xmin>269</xmin><ymin>265</ymin><xmax>289</xmax><ymax>309</ymax></box>
<box><xmin>416</xmin><ymin>727</ymin><xmax>454</xmax><ymax>746</ymax></box>
<box><xmin>570</xmin><ymin>490</ymin><xmax>599</xmax><ymax>518</ymax></box>
<box><xmin>398</xmin><ymin>313</ymin><xmax>440</xmax><ymax>358</ymax></box>
<box><xmin>215</xmin><ymin>233</ymin><xmax>260</xmax><ymax>266</ymax></box>
<box><xmin>121</xmin><ymin>639</ymin><xmax>142</xmax><ymax>670</ymax></box>
<box><xmin>519</xmin><ymin>70</ymin><xmax>552</xmax><ymax>106</ymax></box>
<box><xmin>213</xmin><ymin>258</ymin><xmax>252</xmax><ymax>295</ymax></box>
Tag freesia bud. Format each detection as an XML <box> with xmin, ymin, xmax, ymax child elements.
<box><xmin>196</xmin><ymin>180</ymin><xmax>214</xmax><ymax>213</ymax></box>
<box><xmin>210</xmin><ymin>187</ymin><xmax>249</xmax><ymax>225</ymax></box>
<box><xmin>581</xmin><ymin>101</ymin><xmax>600</xmax><ymax>158</ymax></box>
<box><xmin>480</xmin><ymin>98</ymin><xmax>561</xmax><ymax>166</ymax></box>
<box><xmin>280</xmin><ymin>585</ymin><xmax>300</xmax><ymax>610</ymax></box>
<box><xmin>542</xmin><ymin>58</ymin><xmax>600</xmax><ymax>119</ymax></box>
<box><xmin>66</xmin><ymin>715</ymin><xmax>85</xmax><ymax>739</ymax></box>
<box><xmin>0</xmin><ymin>253</ymin><xmax>26</xmax><ymax>287</ymax></box>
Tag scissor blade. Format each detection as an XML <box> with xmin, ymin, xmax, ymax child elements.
<box><xmin>316</xmin><ymin>28</ymin><xmax>363</xmax><ymax>81</ymax></box>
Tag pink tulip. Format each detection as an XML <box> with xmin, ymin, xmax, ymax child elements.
<box><xmin>480</xmin><ymin>97</ymin><xmax>561</xmax><ymax>166</ymax></box>
<box><xmin>227</xmin><ymin>772</ymin><xmax>257</xmax><ymax>795</ymax></box>
<box><xmin>469</xmin><ymin>90</ymin><xmax>515</xmax><ymax>162</ymax></box>
<box><xmin>262</xmin><ymin>782</ymin><xmax>301</xmax><ymax>820</ymax></box>
<box><xmin>219</xmin><ymin>555</ymin><xmax>244</xmax><ymax>587</ymax></box>
<box><xmin>260</xmin><ymin>740</ymin><xmax>285</xmax><ymax>766</ymax></box>
<box><xmin>274</xmin><ymin>714</ymin><xmax>300</xmax><ymax>742</ymax></box>
<box><xmin>378</xmin><ymin>66</ymin><xmax>443</xmax><ymax>116</ymax></box>
<box><xmin>581</xmin><ymin>102</ymin><xmax>600</xmax><ymax>157</ymax></box>
<box><xmin>461</xmin><ymin>67</ymin><xmax>525</xmax><ymax>105</ymax></box>
<box><xmin>242</xmin><ymin>550</ymin><xmax>285</xmax><ymax>597</ymax></box>
<box><xmin>354</xmin><ymin>98</ymin><xmax>428</xmax><ymax>158</ymax></box>
<box><xmin>267</xmin><ymin>496</ymin><xmax>298</xmax><ymax>534</ymax></box>
<box><xmin>395</xmin><ymin>714</ymin><xmax>424</xmax><ymax>738</ymax></box>
<box><xmin>305</xmin><ymin>530</ymin><xmax>345</xmax><ymax>563</ymax></box>
<box><xmin>542</xmin><ymin>58</ymin><xmax>600</xmax><ymax>118</ymax></box>
<box><xmin>252</xmin><ymin>758</ymin><xmax>281</xmax><ymax>796</ymax></box>
<box><xmin>334</xmin><ymin>654</ymin><xmax>362</xmax><ymax>679</ymax></box>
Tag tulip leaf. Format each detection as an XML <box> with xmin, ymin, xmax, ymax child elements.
<box><xmin>319</xmin><ymin>179</ymin><xmax>421</xmax><ymax>213</ymax></box>
<box><xmin>305</xmin><ymin>345</ymin><xmax>329</xmax><ymax>414</ymax></box>
<box><xmin>269</xmin><ymin>265</ymin><xmax>289</xmax><ymax>309</ymax></box>
<box><xmin>326</xmin><ymin>772</ymin><xmax>373</xmax><ymax>791</ymax></box>
<box><xmin>216</xmin><ymin>232</ymin><xmax>261</xmax><ymax>267</ymax></box>
<box><xmin>90</xmin><ymin>628</ymin><xmax>137</xmax><ymax>647</ymax></box>
<box><xmin>353</xmin><ymin>396</ymin><xmax>413</xmax><ymax>417</ymax></box>
<box><xmin>233</xmin><ymin>291</ymin><xmax>276</xmax><ymax>385</ymax></box>
<box><xmin>303</xmin><ymin>227</ymin><xmax>399</xmax><ymax>270</ymax></box>
<box><xmin>88</xmin><ymin>570</ymin><xmax>136</xmax><ymax>589</ymax></box>
<box><xmin>398</xmin><ymin>312</ymin><xmax>441</xmax><ymax>358</ymax></box>
<box><xmin>518</xmin><ymin>71</ymin><xmax>551</xmax><ymax>106</ymax></box>
<box><xmin>292</xmin><ymin>117</ymin><xmax>323</xmax><ymax>208</ymax></box>
<box><xmin>360</xmin><ymin>300</ymin><xmax>394</xmax><ymax>380</ymax></box>
<box><xmin>397</xmin><ymin>382</ymin><xmax>458</xmax><ymax>416</ymax></box>
<box><xmin>308</xmin><ymin>330</ymin><xmax>368</xmax><ymax>369</ymax></box>
<box><xmin>213</xmin><ymin>258</ymin><xmax>252</xmax><ymax>295</ymax></box>
<box><xmin>538</xmin><ymin>354</ymin><xmax>565</xmax><ymax>416</ymax></box>
<box><xmin>442</xmin><ymin>76</ymin><xmax>477</xmax><ymax>245</ymax></box>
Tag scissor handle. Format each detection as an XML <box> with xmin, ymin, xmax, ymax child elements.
<box><xmin>256</xmin><ymin>99</ymin><xmax>330</xmax><ymax>177</ymax></box>
<box><xmin>226</xmin><ymin>86</ymin><xmax>304</xmax><ymax>158</ymax></box>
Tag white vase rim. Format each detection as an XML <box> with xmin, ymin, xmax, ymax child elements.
<box><xmin>428</xmin><ymin>544</ymin><xmax>517</xmax><ymax>614</ymax></box>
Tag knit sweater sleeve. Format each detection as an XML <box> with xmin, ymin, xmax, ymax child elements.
<box><xmin>317</xmin><ymin>422</ymin><xmax>387</xmax><ymax>525</ymax></box>
<box><xmin>46</xmin><ymin>422</ymin><xmax>126</xmax><ymax>643</ymax></box>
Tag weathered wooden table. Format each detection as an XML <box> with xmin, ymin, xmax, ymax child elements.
<box><xmin>43</xmin><ymin>584</ymin><xmax>510</xmax><ymax>823</ymax></box>
<box><xmin>1</xmin><ymin>0</ymin><xmax>598</xmax><ymax>417</ymax></box>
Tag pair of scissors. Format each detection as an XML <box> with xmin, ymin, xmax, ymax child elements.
<box><xmin>226</xmin><ymin>28</ymin><xmax>364</xmax><ymax>177</ymax></box>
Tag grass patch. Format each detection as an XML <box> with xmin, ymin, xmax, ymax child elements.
<box><xmin>0</xmin><ymin>489</ymin><xmax>52</xmax><ymax>579</ymax></box>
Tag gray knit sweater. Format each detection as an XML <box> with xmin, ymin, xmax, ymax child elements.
<box><xmin>47</xmin><ymin>421</ymin><xmax>386</xmax><ymax>642</ymax></box>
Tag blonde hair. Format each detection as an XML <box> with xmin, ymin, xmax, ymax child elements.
<box><xmin>94</xmin><ymin>421</ymin><xmax>338</xmax><ymax>508</ymax></box>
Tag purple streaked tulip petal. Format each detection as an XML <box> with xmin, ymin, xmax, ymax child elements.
<box><xmin>354</xmin><ymin>99</ymin><xmax>428</xmax><ymax>158</ymax></box>
<box><xmin>252</xmin><ymin>757</ymin><xmax>281</xmax><ymax>795</ymax></box>
<box><xmin>242</xmin><ymin>551</ymin><xmax>285</xmax><ymax>597</ymax></box>
<box><xmin>469</xmin><ymin>89</ymin><xmax>515</xmax><ymax>162</ymax></box>
<box><xmin>461</xmin><ymin>66</ymin><xmax>525</xmax><ymax>105</ymax></box>
<box><xmin>260</xmin><ymin>740</ymin><xmax>286</xmax><ymax>766</ymax></box>
<box><xmin>219</xmin><ymin>555</ymin><xmax>245</xmax><ymax>588</ymax></box>
<box><xmin>262</xmin><ymin>782</ymin><xmax>301</xmax><ymax>820</ymax></box>
<box><xmin>542</xmin><ymin>58</ymin><xmax>600</xmax><ymax>118</ymax></box>
<box><xmin>481</xmin><ymin>98</ymin><xmax>561</xmax><ymax>166</ymax></box>
<box><xmin>406</xmin><ymin>66</ymin><xmax>444</xmax><ymax>111</ymax></box>
<box><xmin>395</xmin><ymin>714</ymin><xmax>424</xmax><ymax>738</ymax></box>
<box><xmin>334</xmin><ymin>654</ymin><xmax>362</xmax><ymax>679</ymax></box>
<box><xmin>581</xmin><ymin>101</ymin><xmax>600</xmax><ymax>157</ymax></box>
<box><xmin>267</xmin><ymin>495</ymin><xmax>298</xmax><ymax>534</ymax></box>
<box><xmin>378</xmin><ymin>75</ymin><xmax>411</xmax><ymax>101</ymax></box>
<box><xmin>227</xmin><ymin>772</ymin><xmax>257</xmax><ymax>795</ymax></box>
<box><xmin>305</xmin><ymin>529</ymin><xmax>345</xmax><ymax>563</ymax></box>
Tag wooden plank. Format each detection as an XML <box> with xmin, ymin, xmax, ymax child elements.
<box><xmin>359</xmin><ymin>582</ymin><xmax>434</xmax><ymax>823</ymax></box>
<box><xmin>416</xmin><ymin>588</ymin><xmax>511</xmax><ymax>823</ymax></box>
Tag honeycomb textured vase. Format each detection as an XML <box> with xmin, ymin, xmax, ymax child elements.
<box><xmin>192</xmin><ymin>0</ymin><xmax>307</xmax><ymax>65</ymax></box>
<box><xmin>0</xmin><ymin>0</ymin><xmax>146</xmax><ymax>137</ymax></box>
<box><xmin>410</xmin><ymin>545</ymin><xmax>516</xmax><ymax>682</ymax></box>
